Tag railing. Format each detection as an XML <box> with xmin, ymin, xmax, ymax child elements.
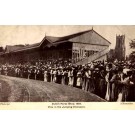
<box><xmin>76</xmin><ymin>48</ymin><xmax>109</xmax><ymax>65</ymax></box>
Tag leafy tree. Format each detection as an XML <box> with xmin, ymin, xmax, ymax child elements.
<box><xmin>129</xmin><ymin>40</ymin><xmax>135</xmax><ymax>61</ymax></box>
<box><xmin>0</xmin><ymin>46</ymin><xmax>4</xmax><ymax>52</ymax></box>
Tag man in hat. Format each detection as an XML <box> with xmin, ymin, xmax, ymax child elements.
<box><xmin>73</xmin><ymin>66</ymin><xmax>78</xmax><ymax>87</ymax></box>
<box><xmin>99</xmin><ymin>66</ymin><xmax>106</xmax><ymax>99</ymax></box>
<box><xmin>93</xmin><ymin>67</ymin><xmax>101</xmax><ymax>96</ymax></box>
<box><xmin>81</xmin><ymin>66</ymin><xmax>87</xmax><ymax>90</ymax></box>
<box><xmin>46</xmin><ymin>68</ymin><xmax>51</xmax><ymax>82</ymax></box>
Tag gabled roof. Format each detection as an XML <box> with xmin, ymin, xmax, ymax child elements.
<box><xmin>53</xmin><ymin>29</ymin><xmax>92</xmax><ymax>43</ymax></box>
<box><xmin>38</xmin><ymin>29</ymin><xmax>92</xmax><ymax>46</ymax></box>
<box><xmin>4</xmin><ymin>43</ymin><xmax>41</xmax><ymax>54</ymax></box>
<box><xmin>2</xmin><ymin>29</ymin><xmax>111</xmax><ymax>54</ymax></box>
<box><xmin>14</xmin><ymin>43</ymin><xmax>40</xmax><ymax>52</ymax></box>
<box><xmin>43</xmin><ymin>29</ymin><xmax>111</xmax><ymax>46</ymax></box>
<box><xmin>68</xmin><ymin>29</ymin><xmax>111</xmax><ymax>45</ymax></box>
<box><xmin>46</xmin><ymin>36</ymin><xmax>61</xmax><ymax>43</ymax></box>
<box><xmin>5</xmin><ymin>45</ymin><xmax>25</xmax><ymax>53</ymax></box>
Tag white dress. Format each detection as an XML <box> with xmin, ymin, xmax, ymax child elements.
<box><xmin>68</xmin><ymin>70</ymin><xmax>73</xmax><ymax>86</ymax></box>
<box><xmin>76</xmin><ymin>71</ymin><xmax>82</xmax><ymax>87</ymax></box>
<box><xmin>105</xmin><ymin>73</ymin><xmax>111</xmax><ymax>101</ymax></box>
<box><xmin>44</xmin><ymin>70</ymin><xmax>47</xmax><ymax>82</ymax></box>
<box><xmin>53</xmin><ymin>70</ymin><xmax>57</xmax><ymax>82</ymax></box>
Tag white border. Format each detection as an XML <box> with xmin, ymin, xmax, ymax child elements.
<box><xmin>0</xmin><ymin>0</ymin><xmax>135</xmax><ymax>135</ymax></box>
<box><xmin>0</xmin><ymin>0</ymin><xmax>135</xmax><ymax>25</ymax></box>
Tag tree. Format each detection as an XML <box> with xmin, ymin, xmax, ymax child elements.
<box><xmin>0</xmin><ymin>46</ymin><xmax>4</xmax><ymax>52</ymax></box>
<box><xmin>129</xmin><ymin>39</ymin><xmax>135</xmax><ymax>61</ymax></box>
<box><xmin>130</xmin><ymin>40</ymin><xmax>135</xmax><ymax>48</ymax></box>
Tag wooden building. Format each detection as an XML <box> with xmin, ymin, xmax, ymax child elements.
<box><xmin>0</xmin><ymin>29</ymin><xmax>111</xmax><ymax>64</ymax></box>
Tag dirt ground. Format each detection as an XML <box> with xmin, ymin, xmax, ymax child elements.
<box><xmin>0</xmin><ymin>75</ymin><xmax>105</xmax><ymax>102</ymax></box>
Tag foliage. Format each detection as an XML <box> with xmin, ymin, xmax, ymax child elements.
<box><xmin>130</xmin><ymin>40</ymin><xmax>135</xmax><ymax>48</ymax></box>
<box><xmin>129</xmin><ymin>40</ymin><xmax>135</xmax><ymax>61</ymax></box>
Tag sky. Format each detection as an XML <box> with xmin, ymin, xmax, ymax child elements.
<box><xmin>0</xmin><ymin>25</ymin><xmax>135</xmax><ymax>55</ymax></box>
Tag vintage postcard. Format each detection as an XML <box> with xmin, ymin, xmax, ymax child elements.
<box><xmin>0</xmin><ymin>25</ymin><xmax>135</xmax><ymax>110</ymax></box>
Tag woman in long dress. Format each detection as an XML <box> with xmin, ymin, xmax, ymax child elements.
<box><xmin>53</xmin><ymin>69</ymin><xmax>57</xmax><ymax>83</ymax></box>
<box><xmin>116</xmin><ymin>67</ymin><xmax>124</xmax><ymax>102</ymax></box>
<box><xmin>109</xmin><ymin>68</ymin><xmax>122</xmax><ymax>101</ymax></box>
<box><xmin>120</xmin><ymin>70</ymin><xmax>133</xmax><ymax>102</ymax></box>
<box><xmin>61</xmin><ymin>69</ymin><xmax>65</xmax><ymax>85</ymax></box>
<box><xmin>76</xmin><ymin>70</ymin><xmax>82</xmax><ymax>89</ymax></box>
<box><xmin>47</xmin><ymin>69</ymin><xmax>51</xmax><ymax>82</ymax></box>
<box><xmin>105</xmin><ymin>64</ymin><xmax>113</xmax><ymax>101</ymax></box>
<box><xmin>34</xmin><ymin>67</ymin><xmax>37</xmax><ymax>80</ymax></box>
<box><xmin>64</xmin><ymin>70</ymin><xmax>69</xmax><ymax>85</ymax></box>
<box><xmin>57</xmin><ymin>69</ymin><xmax>62</xmax><ymax>84</ymax></box>
<box><xmin>84</xmin><ymin>69</ymin><xmax>90</xmax><ymax>91</ymax></box>
<box><xmin>99</xmin><ymin>69</ymin><xmax>106</xmax><ymax>99</ymax></box>
<box><xmin>81</xmin><ymin>68</ymin><xmax>86</xmax><ymax>90</ymax></box>
<box><xmin>44</xmin><ymin>69</ymin><xmax>47</xmax><ymax>82</ymax></box>
<box><xmin>68</xmin><ymin>69</ymin><xmax>73</xmax><ymax>86</ymax></box>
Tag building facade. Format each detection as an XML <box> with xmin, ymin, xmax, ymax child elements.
<box><xmin>0</xmin><ymin>29</ymin><xmax>111</xmax><ymax>64</ymax></box>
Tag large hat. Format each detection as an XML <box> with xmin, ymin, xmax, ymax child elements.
<box><xmin>123</xmin><ymin>68</ymin><xmax>130</xmax><ymax>74</ymax></box>
<box><xmin>95</xmin><ymin>68</ymin><xmax>99</xmax><ymax>71</ymax></box>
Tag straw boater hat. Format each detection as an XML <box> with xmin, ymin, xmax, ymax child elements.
<box><xmin>95</xmin><ymin>68</ymin><xmax>99</xmax><ymax>71</ymax></box>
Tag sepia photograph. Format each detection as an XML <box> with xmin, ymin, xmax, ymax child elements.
<box><xmin>1</xmin><ymin>1</ymin><xmax>135</xmax><ymax>135</ymax></box>
<box><xmin>0</xmin><ymin>25</ymin><xmax>135</xmax><ymax>103</ymax></box>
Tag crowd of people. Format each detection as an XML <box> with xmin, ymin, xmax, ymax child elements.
<box><xmin>0</xmin><ymin>59</ymin><xmax>135</xmax><ymax>102</ymax></box>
